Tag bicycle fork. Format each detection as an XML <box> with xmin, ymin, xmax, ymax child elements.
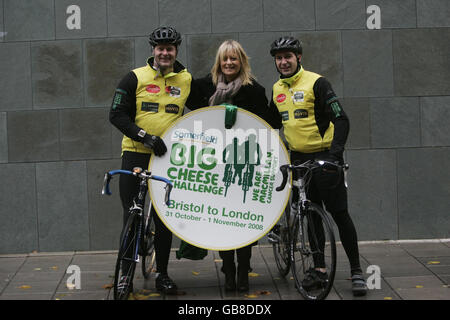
<box><xmin>123</xmin><ymin>202</ymin><xmax>144</xmax><ymax>264</ymax></box>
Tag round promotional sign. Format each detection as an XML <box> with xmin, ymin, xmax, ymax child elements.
<box><xmin>149</xmin><ymin>106</ymin><xmax>290</xmax><ymax>250</ymax></box>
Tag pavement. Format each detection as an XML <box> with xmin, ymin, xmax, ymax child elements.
<box><xmin>1</xmin><ymin>241</ymin><xmax>449</xmax><ymax>301</ymax></box>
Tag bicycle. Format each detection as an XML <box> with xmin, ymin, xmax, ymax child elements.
<box><xmin>102</xmin><ymin>167</ymin><xmax>173</xmax><ymax>300</ymax></box>
<box><xmin>271</xmin><ymin>159</ymin><xmax>347</xmax><ymax>300</ymax></box>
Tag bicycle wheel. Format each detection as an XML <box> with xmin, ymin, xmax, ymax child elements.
<box><xmin>141</xmin><ymin>213</ymin><xmax>155</xmax><ymax>279</ymax></box>
<box><xmin>291</xmin><ymin>203</ymin><xmax>336</xmax><ymax>300</ymax></box>
<box><xmin>272</xmin><ymin>210</ymin><xmax>291</xmax><ymax>277</ymax></box>
<box><xmin>114</xmin><ymin>212</ymin><xmax>138</xmax><ymax>300</ymax></box>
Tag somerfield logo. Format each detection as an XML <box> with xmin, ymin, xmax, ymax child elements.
<box><xmin>173</xmin><ymin>130</ymin><xmax>218</xmax><ymax>144</ymax></box>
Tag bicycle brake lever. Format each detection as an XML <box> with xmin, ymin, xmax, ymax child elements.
<box><xmin>164</xmin><ymin>183</ymin><xmax>173</xmax><ymax>206</ymax></box>
<box><xmin>102</xmin><ymin>173</ymin><xmax>112</xmax><ymax>196</ymax></box>
<box><xmin>276</xmin><ymin>165</ymin><xmax>289</xmax><ymax>192</ymax></box>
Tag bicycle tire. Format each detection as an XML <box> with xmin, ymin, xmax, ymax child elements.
<box><xmin>272</xmin><ymin>209</ymin><xmax>291</xmax><ymax>277</ymax></box>
<box><xmin>114</xmin><ymin>212</ymin><xmax>138</xmax><ymax>300</ymax></box>
<box><xmin>141</xmin><ymin>213</ymin><xmax>155</xmax><ymax>279</ymax></box>
<box><xmin>291</xmin><ymin>203</ymin><xmax>336</xmax><ymax>300</ymax></box>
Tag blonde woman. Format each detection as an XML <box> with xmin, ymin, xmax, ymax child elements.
<box><xmin>186</xmin><ymin>40</ymin><xmax>279</xmax><ymax>292</ymax></box>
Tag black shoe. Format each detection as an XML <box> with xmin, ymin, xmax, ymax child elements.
<box><xmin>301</xmin><ymin>268</ymin><xmax>328</xmax><ymax>290</ymax></box>
<box><xmin>351</xmin><ymin>273</ymin><xmax>367</xmax><ymax>297</ymax></box>
<box><xmin>155</xmin><ymin>274</ymin><xmax>178</xmax><ymax>294</ymax></box>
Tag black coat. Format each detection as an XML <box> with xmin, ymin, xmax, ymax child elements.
<box><xmin>186</xmin><ymin>74</ymin><xmax>278</xmax><ymax>127</ymax></box>
<box><xmin>186</xmin><ymin>75</ymin><xmax>278</xmax><ymax>249</ymax></box>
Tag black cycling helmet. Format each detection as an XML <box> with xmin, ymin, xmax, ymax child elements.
<box><xmin>270</xmin><ymin>36</ymin><xmax>302</xmax><ymax>56</ymax></box>
<box><xmin>149</xmin><ymin>26</ymin><xmax>182</xmax><ymax>47</ymax></box>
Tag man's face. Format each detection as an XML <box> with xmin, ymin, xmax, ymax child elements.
<box><xmin>274</xmin><ymin>50</ymin><xmax>300</xmax><ymax>77</ymax></box>
<box><xmin>153</xmin><ymin>44</ymin><xmax>177</xmax><ymax>69</ymax></box>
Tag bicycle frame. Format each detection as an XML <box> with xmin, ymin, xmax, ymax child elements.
<box><xmin>102</xmin><ymin>167</ymin><xmax>173</xmax><ymax>263</ymax></box>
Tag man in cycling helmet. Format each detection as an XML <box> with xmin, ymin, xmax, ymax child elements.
<box><xmin>266</xmin><ymin>36</ymin><xmax>367</xmax><ymax>297</ymax></box>
<box><xmin>109</xmin><ymin>26</ymin><xmax>191</xmax><ymax>295</ymax></box>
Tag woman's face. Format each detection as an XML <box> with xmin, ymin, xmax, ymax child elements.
<box><xmin>220</xmin><ymin>50</ymin><xmax>241</xmax><ymax>82</ymax></box>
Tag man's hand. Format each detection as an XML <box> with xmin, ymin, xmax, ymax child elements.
<box><xmin>142</xmin><ymin>134</ymin><xmax>167</xmax><ymax>156</ymax></box>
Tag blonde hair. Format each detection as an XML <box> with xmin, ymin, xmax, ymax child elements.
<box><xmin>211</xmin><ymin>40</ymin><xmax>254</xmax><ymax>86</ymax></box>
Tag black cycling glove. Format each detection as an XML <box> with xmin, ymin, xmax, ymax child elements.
<box><xmin>142</xmin><ymin>134</ymin><xmax>167</xmax><ymax>156</ymax></box>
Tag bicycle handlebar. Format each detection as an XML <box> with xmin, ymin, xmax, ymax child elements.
<box><xmin>101</xmin><ymin>169</ymin><xmax>173</xmax><ymax>205</ymax></box>
<box><xmin>275</xmin><ymin>160</ymin><xmax>348</xmax><ymax>192</ymax></box>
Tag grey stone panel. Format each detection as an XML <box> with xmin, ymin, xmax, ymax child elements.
<box><xmin>187</xmin><ymin>33</ymin><xmax>238</xmax><ymax>80</ymax></box>
<box><xmin>55</xmin><ymin>0</ymin><xmax>107</xmax><ymax>39</ymax></box>
<box><xmin>31</xmin><ymin>40</ymin><xmax>83</xmax><ymax>109</ymax></box>
<box><xmin>212</xmin><ymin>0</ymin><xmax>263</xmax><ymax>33</ymax></box>
<box><xmin>111</xmin><ymin>126</ymin><xmax>123</xmax><ymax>159</ymax></box>
<box><xmin>367</xmin><ymin>0</ymin><xmax>417</xmax><ymax>28</ymax></box>
<box><xmin>315</xmin><ymin>0</ymin><xmax>366</xmax><ymax>30</ymax></box>
<box><xmin>0</xmin><ymin>112</ymin><xmax>6</xmax><ymax>163</ymax></box>
<box><xmin>0</xmin><ymin>42</ymin><xmax>32</xmax><ymax>111</ymax></box>
<box><xmin>397</xmin><ymin>148</ymin><xmax>450</xmax><ymax>239</ymax></box>
<box><xmin>36</xmin><ymin>161</ymin><xmax>90</xmax><ymax>252</ymax></box>
<box><xmin>0</xmin><ymin>0</ymin><xmax>4</xmax><ymax>42</ymax></box>
<box><xmin>291</xmin><ymin>31</ymin><xmax>343</xmax><ymax>97</ymax></box>
<box><xmin>420</xmin><ymin>96</ymin><xmax>450</xmax><ymax>147</ymax></box>
<box><xmin>238</xmin><ymin>32</ymin><xmax>284</xmax><ymax>100</ymax></box>
<box><xmin>341</xmin><ymin>98</ymin><xmax>370</xmax><ymax>149</ymax></box>
<box><xmin>84</xmin><ymin>38</ymin><xmax>134</xmax><ymax>107</ymax></box>
<box><xmin>263</xmin><ymin>0</ymin><xmax>315</xmax><ymax>31</ymax></box>
<box><xmin>346</xmin><ymin>149</ymin><xmax>398</xmax><ymax>241</ymax></box>
<box><xmin>417</xmin><ymin>0</ymin><xmax>450</xmax><ymax>27</ymax></box>
<box><xmin>107</xmin><ymin>0</ymin><xmax>158</xmax><ymax>37</ymax></box>
<box><xmin>3</xmin><ymin>0</ymin><xmax>55</xmax><ymax>41</ymax></box>
<box><xmin>0</xmin><ymin>163</ymin><xmax>38</xmax><ymax>254</ymax></box>
<box><xmin>134</xmin><ymin>37</ymin><xmax>152</xmax><ymax>69</ymax></box>
<box><xmin>159</xmin><ymin>0</ymin><xmax>211</xmax><ymax>34</ymax></box>
<box><xmin>370</xmin><ymin>97</ymin><xmax>420</xmax><ymax>148</ymax></box>
<box><xmin>7</xmin><ymin>110</ymin><xmax>59</xmax><ymax>162</ymax></box>
<box><xmin>60</xmin><ymin>108</ymin><xmax>112</xmax><ymax>160</ymax></box>
<box><xmin>393</xmin><ymin>28</ymin><xmax>450</xmax><ymax>96</ymax></box>
<box><xmin>87</xmin><ymin>159</ymin><xmax>122</xmax><ymax>250</ymax></box>
<box><xmin>135</xmin><ymin>35</ymin><xmax>188</xmax><ymax>69</ymax></box>
<box><xmin>342</xmin><ymin>30</ymin><xmax>394</xmax><ymax>97</ymax></box>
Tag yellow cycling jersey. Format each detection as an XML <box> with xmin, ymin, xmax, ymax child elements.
<box><xmin>121</xmin><ymin>62</ymin><xmax>192</xmax><ymax>154</ymax></box>
<box><xmin>272</xmin><ymin>67</ymin><xmax>334</xmax><ymax>153</ymax></box>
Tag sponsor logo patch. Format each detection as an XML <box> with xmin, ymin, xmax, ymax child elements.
<box><xmin>280</xmin><ymin>111</ymin><xmax>289</xmax><ymax>121</ymax></box>
<box><xmin>166</xmin><ymin>86</ymin><xmax>181</xmax><ymax>97</ymax></box>
<box><xmin>293</xmin><ymin>91</ymin><xmax>304</xmax><ymax>103</ymax></box>
<box><xmin>276</xmin><ymin>94</ymin><xmax>286</xmax><ymax>103</ymax></box>
<box><xmin>141</xmin><ymin>102</ymin><xmax>159</xmax><ymax>112</ymax></box>
<box><xmin>165</xmin><ymin>104</ymin><xmax>180</xmax><ymax>114</ymax></box>
<box><xmin>294</xmin><ymin>109</ymin><xmax>308</xmax><ymax>119</ymax></box>
<box><xmin>146</xmin><ymin>84</ymin><xmax>160</xmax><ymax>94</ymax></box>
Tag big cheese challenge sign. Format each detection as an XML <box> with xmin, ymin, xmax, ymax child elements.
<box><xmin>149</xmin><ymin>106</ymin><xmax>290</xmax><ymax>250</ymax></box>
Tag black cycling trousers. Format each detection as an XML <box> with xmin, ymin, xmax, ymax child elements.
<box><xmin>119</xmin><ymin>151</ymin><xmax>172</xmax><ymax>275</ymax></box>
<box><xmin>219</xmin><ymin>245</ymin><xmax>252</xmax><ymax>272</ymax></box>
<box><xmin>291</xmin><ymin>150</ymin><xmax>362</xmax><ymax>274</ymax></box>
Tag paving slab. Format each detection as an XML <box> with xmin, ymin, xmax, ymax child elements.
<box><xmin>399</xmin><ymin>242</ymin><xmax>450</xmax><ymax>257</ymax></box>
<box><xmin>385</xmin><ymin>276</ymin><xmax>445</xmax><ymax>290</ymax></box>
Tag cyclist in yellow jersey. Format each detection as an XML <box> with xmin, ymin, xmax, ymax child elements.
<box><xmin>109</xmin><ymin>26</ymin><xmax>192</xmax><ymax>295</ymax></box>
<box><xmin>266</xmin><ymin>36</ymin><xmax>367</xmax><ymax>297</ymax></box>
